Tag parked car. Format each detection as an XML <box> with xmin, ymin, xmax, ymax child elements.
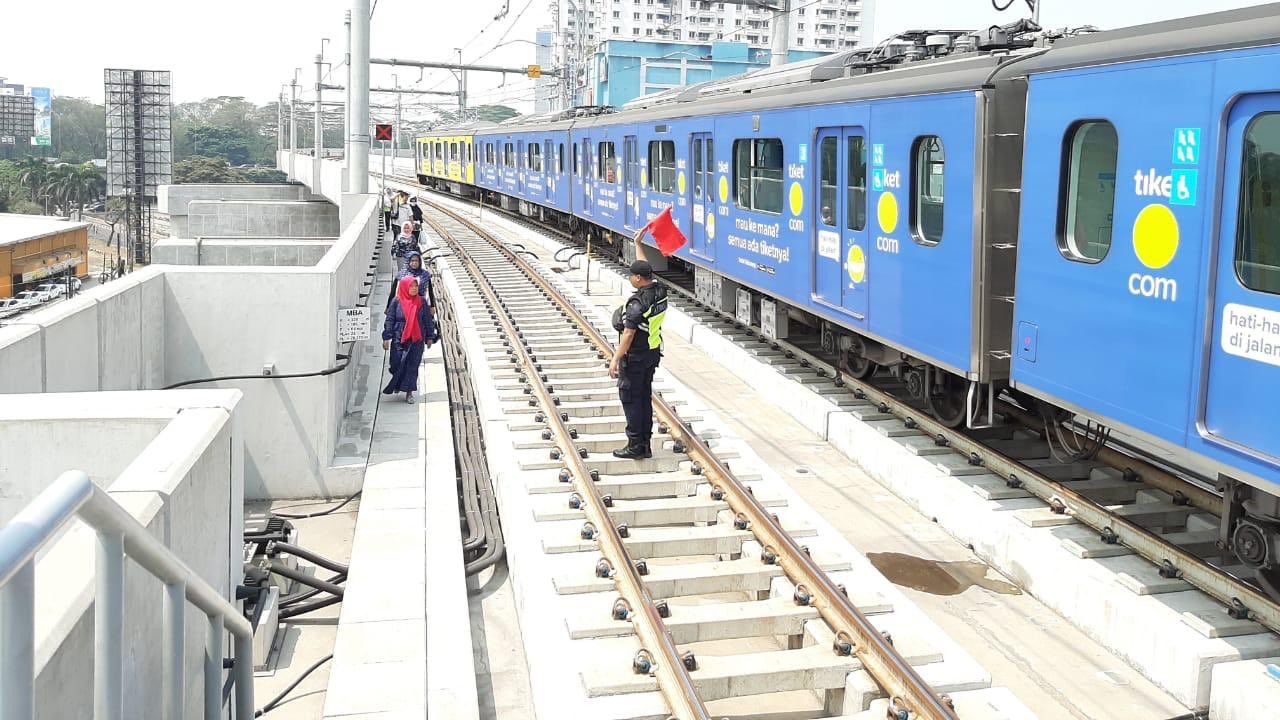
<box><xmin>0</xmin><ymin>298</ymin><xmax>23</xmax><ymax>318</ymax></box>
<box><xmin>14</xmin><ymin>289</ymin><xmax>52</xmax><ymax>307</ymax></box>
<box><xmin>36</xmin><ymin>283</ymin><xmax>66</xmax><ymax>299</ymax></box>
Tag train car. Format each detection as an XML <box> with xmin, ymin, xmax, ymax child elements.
<box><xmin>474</xmin><ymin>116</ymin><xmax>573</xmax><ymax>220</ymax></box>
<box><xmin>562</xmin><ymin>47</ymin><xmax>1019</xmax><ymax>426</ymax></box>
<box><xmin>415</xmin><ymin>125</ymin><xmax>485</xmax><ymax>192</ymax></box>
<box><xmin>1005</xmin><ymin>6</ymin><xmax>1280</xmax><ymax>593</ymax></box>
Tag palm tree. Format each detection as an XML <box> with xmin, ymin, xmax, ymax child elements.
<box><xmin>14</xmin><ymin>158</ymin><xmax>48</xmax><ymax>203</ymax></box>
<box><xmin>42</xmin><ymin>163</ymin><xmax>102</xmax><ymax>218</ymax></box>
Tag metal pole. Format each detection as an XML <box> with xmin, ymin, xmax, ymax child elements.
<box><xmin>349</xmin><ymin>0</ymin><xmax>371</xmax><ymax>193</ymax></box>
<box><xmin>315</xmin><ymin>53</ymin><xmax>325</xmax><ymax>186</ymax></box>
<box><xmin>162</xmin><ymin>581</ymin><xmax>185</xmax><ymax>720</ymax></box>
<box><xmin>94</xmin><ymin>530</ymin><xmax>125</xmax><ymax>720</ymax></box>
<box><xmin>0</xmin><ymin>562</ymin><xmax>35</xmax><ymax>720</ymax></box>
<box><xmin>345</xmin><ymin>10</ymin><xmax>352</xmax><ymax>162</ymax></box>
<box><xmin>770</xmin><ymin>0</ymin><xmax>791</xmax><ymax>67</ymax></box>
<box><xmin>393</xmin><ymin>73</ymin><xmax>401</xmax><ymax>155</ymax></box>
<box><xmin>456</xmin><ymin>49</ymin><xmax>465</xmax><ymax>116</ymax></box>
<box><xmin>233</xmin><ymin>632</ymin><xmax>255</xmax><ymax>720</ymax></box>
<box><xmin>277</xmin><ymin>88</ymin><xmax>285</xmax><ymax>154</ymax></box>
<box><xmin>381</xmin><ymin>141</ymin><xmax>388</xmax><ymax>198</ymax></box>
<box><xmin>289</xmin><ymin>72</ymin><xmax>299</xmax><ymax>179</ymax></box>
<box><xmin>202</xmin><ymin>614</ymin><xmax>223</xmax><ymax>720</ymax></box>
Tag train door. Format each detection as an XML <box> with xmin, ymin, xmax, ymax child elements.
<box><xmin>544</xmin><ymin>139</ymin><xmax>554</xmax><ymax>200</ymax></box>
<box><xmin>624</xmin><ymin>136</ymin><xmax>638</xmax><ymax>228</ymax></box>
<box><xmin>581</xmin><ymin>138</ymin><xmax>593</xmax><ymax>215</ymax></box>
<box><xmin>1204</xmin><ymin>94</ymin><xmax>1280</xmax><ymax>460</ymax></box>
<box><xmin>690</xmin><ymin>132</ymin><xmax>715</xmax><ymax>259</ymax></box>
<box><xmin>841</xmin><ymin>128</ymin><xmax>870</xmax><ymax>320</ymax></box>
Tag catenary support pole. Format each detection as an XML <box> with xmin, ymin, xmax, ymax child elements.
<box><xmin>289</xmin><ymin>73</ymin><xmax>299</xmax><ymax>179</ymax></box>
<box><xmin>770</xmin><ymin>0</ymin><xmax>791</xmax><ymax>67</ymax></box>
<box><xmin>277</xmin><ymin>89</ymin><xmax>285</xmax><ymax>154</ymax></box>
<box><xmin>345</xmin><ymin>10</ymin><xmax>352</xmax><ymax>163</ymax></box>
<box><xmin>349</xmin><ymin>0</ymin><xmax>371</xmax><ymax>193</ymax></box>
<box><xmin>315</xmin><ymin>53</ymin><xmax>324</xmax><ymax>186</ymax></box>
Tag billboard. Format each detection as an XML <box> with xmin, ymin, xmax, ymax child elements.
<box><xmin>30</xmin><ymin>87</ymin><xmax>51</xmax><ymax>146</ymax></box>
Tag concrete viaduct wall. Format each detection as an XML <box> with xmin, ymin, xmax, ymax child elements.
<box><xmin>0</xmin><ymin>178</ymin><xmax>380</xmax><ymax>499</ymax></box>
<box><xmin>152</xmin><ymin>237</ymin><xmax>335</xmax><ymax>266</ymax></box>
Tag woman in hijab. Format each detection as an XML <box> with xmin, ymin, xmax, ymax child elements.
<box><xmin>382</xmin><ymin>275</ymin><xmax>437</xmax><ymax>403</ymax></box>
<box><xmin>387</xmin><ymin>249</ymin><xmax>433</xmax><ymax>313</ymax></box>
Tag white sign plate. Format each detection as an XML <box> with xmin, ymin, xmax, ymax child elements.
<box><xmin>337</xmin><ymin>306</ymin><xmax>370</xmax><ymax>343</ymax></box>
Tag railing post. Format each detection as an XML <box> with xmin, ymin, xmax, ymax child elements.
<box><xmin>163</xmin><ymin>581</ymin><xmax>185</xmax><ymax>720</ymax></box>
<box><xmin>0</xmin><ymin>562</ymin><xmax>35</xmax><ymax>720</ymax></box>
<box><xmin>204</xmin><ymin>614</ymin><xmax>223</xmax><ymax>720</ymax></box>
<box><xmin>233</xmin><ymin>632</ymin><xmax>255</xmax><ymax>720</ymax></box>
<box><xmin>94</xmin><ymin>530</ymin><xmax>125</xmax><ymax>720</ymax></box>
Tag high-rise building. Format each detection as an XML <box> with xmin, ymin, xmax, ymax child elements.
<box><xmin>534</xmin><ymin>27</ymin><xmax>558</xmax><ymax>113</ymax></box>
<box><xmin>553</xmin><ymin>0</ymin><xmax>872</xmax><ymax>107</ymax></box>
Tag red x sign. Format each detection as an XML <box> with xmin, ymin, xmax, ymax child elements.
<box><xmin>374</xmin><ymin>124</ymin><xmax>393</xmax><ymax>142</ymax></box>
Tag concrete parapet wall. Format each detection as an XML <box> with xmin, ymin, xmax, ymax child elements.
<box><xmin>159</xmin><ymin>184</ymin><xmax>312</xmax><ymax>237</ymax></box>
<box><xmin>0</xmin><ymin>391</ymin><xmax>242</xmax><ymax>719</ymax></box>
<box><xmin>153</xmin><ymin>238</ymin><xmax>335</xmax><ymax>267</ymax></box>
<box><xmin>187</xmin><ymin>200</ymin><xmax>339</xmax><ymax>238</ymax></box>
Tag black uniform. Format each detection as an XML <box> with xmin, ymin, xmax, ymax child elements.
<box><xmin>614</xmin><ymin>282</ymin><xmax>668</xmax><ymax>453</ymax></box>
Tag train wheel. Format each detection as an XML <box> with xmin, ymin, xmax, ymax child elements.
<box><xmin>926</xmin><ymin>373</ymin><xmax>967</xmax><ymax>428</ymax></box>
<box><xmin>841</xmin><ymin>337</ymin><xmax>877</xmax><ymax>380</ymax></box>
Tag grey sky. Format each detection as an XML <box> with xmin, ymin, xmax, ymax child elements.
<box><xmin>0</xmin><ymin>0</ymin><xmax>1270</xmax><ymax>118</ymax></box>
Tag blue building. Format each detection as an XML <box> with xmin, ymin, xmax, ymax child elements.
<box><xmin>585</xmin><ymin>39</ymin><xmax>832</xmax><ymax>107</ymax></box>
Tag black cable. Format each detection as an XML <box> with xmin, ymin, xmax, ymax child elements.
<box><xmin>254</xmin><ymin>654</ymin><xmax>334</xmax><ymax>717</ymax></box>
<box><xmin>278</xmin><ymin>594</ymin><xmax>343</xmax><ymax>620</ymax></box>
<box><xmin>268</xmin><ymin>541</ymin><xmax>350</xmax><ymax>574</ymax></box>
<box><xmin>279</xmin><ymin>572</ymin><xmax>346</xmax><ymax>607</ymax></box>
<box><xmin>265</xmin><ymin>560</ymin><xmax>346</xmax><ymax>597</ymax></box>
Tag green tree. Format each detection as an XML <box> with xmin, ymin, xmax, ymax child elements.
<box><xmin>184</xmin><ymin>125</ymin><xmax>253</xmax><ymax>165</ymax></box>
<box><xmin>43</xmin><ymin>163</ymin><xmax>103</xmax><ymax>218</ymax></box>
<box><xmin>239</xmin><ymin>167</ymin><xmax>288</xmax><ymax>183</ymax></box>
<box><xmin>173</xmin><ymin>156</ymin><xmax>245</xmax><ymax>183</ymax></box>
<box><xmin>51</xmin><ymin>97</ymin><xmax>107</xmax><ymax>161</ymax></box>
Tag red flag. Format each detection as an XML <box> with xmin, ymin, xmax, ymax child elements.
<box><xmin>644</xmin><ymin>206</ymin><xmax>688</xmax><ymax>256</ymax></box>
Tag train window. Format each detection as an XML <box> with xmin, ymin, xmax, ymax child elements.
<box><xmin>598</xmin><ymin>141</ymin><xmax>617</xmax><ymax>183</ymax></box>
<box><xmin>573</xmin><ymin>142</ymin><xmax>580</xmax><ymax>175</ymax></box>
<box><xmin>528</xmin><ymin>143</ymin><xmax>542</xmax><ymax>172</ymax></box>
<box><xmin>1236</xmin><ymin>113</ymin><xmax>1280</xmax><ymax>294</ymax></box>
<box><xmin>649</xmin><ymin>140</ymin><xmax>676</xmax><ymax>193</ymax></box>
<box><xmin>625</xmin><ymin>138</ymin><xmax>639</xmax><ymax>187</ymax></box>
<box><xmin>486</xmin><ymin>143</ymin><xmax>495</xmax><ymax>165</ymax></box>
<box><xmin>733</xmin><ymin>138</ymin><xmax>783</xmax><ymax>214</ymax></box>
<box><xmin>1059</xmin><ymin>121</ymin><xmax>1117</xmax><ymax>263</ymax></box>
<box><xmin>847</xmin><ymin>136</ymin><xmax>867</xmax><ymax>231</ymax></box>
<box><xmin>819</xmin><ymin>137</ymin><xmax>837</xmax><ymax>227</ymax></box>
<box><xmin>911</xmin><ymin>135</ymin><xmax>945</xmax><ymax>245</ymax></box>
<box><xmin>503</xmin><ymin>143</ymin><xmax>514</xmax><ymax>168</ymax></box>
<box><xmin>693</xmin><ymin>139</ymin><xmax>703</xmax><ymax>198</ymax></box>
<box><xmin>449</xmin><ymin>143</ymin><xmax>458</xmax><ymax>162</ymax></box>
<box><xmin>558</xmin><ymin>143</ymin><xmax>565</xmax><ymax>174</ymax></box>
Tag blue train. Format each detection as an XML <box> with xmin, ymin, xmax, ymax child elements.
<box><xmin>417</xmin><ymin>5</ymin><xmax>1280</xmax><ymax>596</ymax></box>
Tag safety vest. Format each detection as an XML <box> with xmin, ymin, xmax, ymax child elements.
<box><xmin>630</xmin><ymin>283</ymin><xmax>667</xmax><ymax>354</ymax></box>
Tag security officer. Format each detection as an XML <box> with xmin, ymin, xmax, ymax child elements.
<box><xmin>609</xmin><ymin>231</ymin><xmax>668</xmax><ymax>459</ymax></box>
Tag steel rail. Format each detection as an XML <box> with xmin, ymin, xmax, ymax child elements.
<box><xmin>420</xmin><ymin>213</ymin><xmax>711</xmax><ymax>720</ymax></box>
<box><xmin>410</xmin><ymin>179</ymin><xmax>1280</xmax><ymax>641</ymax></box>
<box><xmin>423</xmin><ymin>200</ymin><xmax>959</xmax><ymax>720</ymax></box>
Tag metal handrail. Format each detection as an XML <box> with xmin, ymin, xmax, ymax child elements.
<box><xmin>0</xmin><ymin>471</ymin><xmax>254</xmax><ymax>720</ymax></box>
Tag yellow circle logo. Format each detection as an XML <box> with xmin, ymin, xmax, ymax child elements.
<box><xmin>846</xmin><ymin>244</ymin><xmax>866</xmax><ymax>284</ymax></box>
<box><xmin>677</xmin><ymin>171</ymin><xmax>686</xmax><ymax>195</ymax></box>
<box><xmin>789</xmin><ymin>182</ymin><xmax>804</xmax><ymax>216</ymax></box>
<box><xmin>1132</xmin><ymin>204</ymin><xmax>1179</xmax><ymax>270</ymax></box>
<box><xmin>640</xmin><ymin>169</ymin><xmax>647</xmax><ymax>187</ymax></box>
<box><xmin>706</xmin><ymin>213</ymin><xmax>715</xmax><ymax>239</ymax></box>
<box><xmin>718</xmin><ymin>176</ymin><xmax>729</xmax><ymax>203</ymax></box>
<box><xmin>877</xmin><ymin>192</ymin><xmax>899</xmax><ymax>234</ymax></box>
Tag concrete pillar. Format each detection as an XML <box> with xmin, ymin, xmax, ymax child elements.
<box><xmin>770</xmin><ymin>0</ymin><xmax>790</xmax><ymax>67</ymax></box>
<box><xmin>348</xmin><ymin>0</ymin><xmax>371</xmax><ymax>193</ymax></box>
<box><xmin>344</xmin><ymin>10</ymin><xmax>352</xmax><ymax>163</ymax></box>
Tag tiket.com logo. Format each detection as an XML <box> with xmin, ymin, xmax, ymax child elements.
<box><xmin>1129</xmin><ymin>203</ymin><xmax>1179</xmax><ymax>302</ymax></box>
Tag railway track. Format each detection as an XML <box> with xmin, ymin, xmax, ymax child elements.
<box><xmin>400</xmin><ymin>180</ymin><xmax>1280</xmax><ymax>646</ymax></box>
<box><xmin>417</xmin><ymin>200</ymin><xmax>1003</xmax><ymax>718</ymax></box>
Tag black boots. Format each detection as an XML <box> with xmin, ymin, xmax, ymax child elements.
<box><xmin>611</xmin><ymin>439</ymin><xmax>652</xmax><ymax>459</ymax></box>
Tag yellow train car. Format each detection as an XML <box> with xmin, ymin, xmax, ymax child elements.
<box><xmin>415</xmin><ymin>131</ymin><xmax>476</xmax><ymax>186</ymax></box>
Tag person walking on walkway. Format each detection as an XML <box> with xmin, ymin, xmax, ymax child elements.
<box><xmin>382</xmin><ymin>188</ymin><xmax>394</xmax><ymax>231</ymax></box>
<box><xmin>382</xmin><ymin>275</ymin><xmax>437</xmax><ymax>404</ymax></box>
<box><xmin>392</xmin><ymin>191</ymin><xmax>413</xmax><ymax>237</ymax></box>
<box><xmin>394</xmin><ymin>222</ymin><xmax>419</xmax><ymax>272</ymax></box>
<box><xmin>409</xmin><ymin>197</ymin><xmax>424</xmax><ymax>243</ymax></box>
<box><xmin>389</xmin><ymin>249</ymin><xmax>433</xmax><ymax>312</ymax></box>
<box><xmin>609</xmin><ymin>230</ymin><xmax>668</xmax><ymax>459</ymax></box>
